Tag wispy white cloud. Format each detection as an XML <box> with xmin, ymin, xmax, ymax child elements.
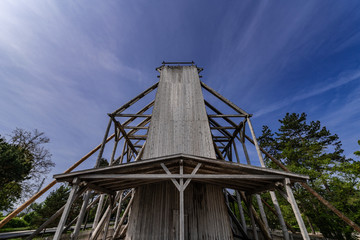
<box><xmin>253</xmin><ymin>69</ymin><xmax>360</xmax><ymax>117</ymax></box>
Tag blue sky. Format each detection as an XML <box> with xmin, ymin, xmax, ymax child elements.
<box><xmin>1</xmin><ymin>0</ymin><xmax>360</xmax><ymax>201</ymax></box>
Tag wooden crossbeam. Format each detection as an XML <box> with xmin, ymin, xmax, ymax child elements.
<box><xmin>205</xmin><ymin>100</ymin><xmax>238</xmax><ymax>128</ymax></box>
<box><xmin>86</xmin><ymin>183</ymin><xmax>115</xmax><ymax>195</ymax></box>
<box><xmin>111</xmin><ymin>117</ymin><xmax>138</xmax><ymax>155</ymax></box>
<box><xmin>80</xmin><ymin>174</ymin><xmax>286</xmax><ymax>180</ymax></box>
<box><xmin>201</xmin><ymin>81</ymin><xmax>249</xmax><ymax>116</ymax></box>
<box><xmin>208</xmin><ymin>114</ymin><xmax>246</xmax><ymax>118</ymax></box>
<box><xmin>112</xmin><ymin>82</ymin><xmax>158</xmax><ymax>115</ymax></box>
<box><xmin>113</xmin><ymin>114</ymin><xmax>152</xmax><ymax>117</ymax></box>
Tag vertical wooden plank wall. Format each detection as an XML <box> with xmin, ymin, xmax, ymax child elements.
<box><xmin>125</xmin><ymin>66</ymin><xmax>233</xmax><ymax>239</ymax></box>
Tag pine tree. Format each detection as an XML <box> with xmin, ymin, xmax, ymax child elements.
<box><xmin>258</xmin><ymin>113</ymin><xmax>360</xmax><ymax>239</ymax></box>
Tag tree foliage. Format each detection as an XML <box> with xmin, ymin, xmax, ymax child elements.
<box><xmin>258</xmin><ymin>113</ymin><xmax>360</xmax><ymax>239</ymax></box>
<box><xmin>0</xmin><ymin>129</ymin><xmax>54</xmax><ymax>211</ymax></box>
<box><xmin>355</xmin><ymin>140</ymin><xmax>360</xmax><ymax>157</ymax></box>
<box><xmin>27</xmin><ymin>184</ymin><xmax>82</xmax><ymax>227</ymax></box>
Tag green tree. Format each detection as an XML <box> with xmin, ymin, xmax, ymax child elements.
<box><xmin>0</xmin><ymin>136</ymin><xmax>32</xmax><ymax>211</ymax></box>
<box><xmin>258</xmin><ymin>113</ymin><xmax>360</xmax><ymax>239</ymax></box>
<box><xmin>0</xmin><ymin>129</ymin><xmax>54</xmax><ymax>211</ymax></box>
<box><xmin>28</xmin><ymin>184</ymin><xmax>82</xmax><ymax>227</ymax></box>
<box><xmin>355</xmin><ymin>140</ymin><xmax>360</xmax><ymax>157</ymax></box>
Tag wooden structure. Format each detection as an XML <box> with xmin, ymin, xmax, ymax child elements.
<box><xmin>1</xmin><ymin>64</ymin><xmax>359</xmax><ymax>240</ymax></box>
<box><xmin>48</xmin><ymin>63</ymin><xmax>310</xmax><ymax>240</ymax></box>
<box><xmin>50</xmin><ymin>63</ymin><xmax>311</xmax><ymax>240</ymax></box>
<box><xmin>9</xmin><ymin>61</ymin><xmax>359</xmax><ymax>240</ymax></box>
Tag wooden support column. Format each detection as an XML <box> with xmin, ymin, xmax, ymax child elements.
<box><xmin>248</xmin><ymin>116</ymin><xmax>291</xmax><ymax>239</ymax></box>
<box><xmin>114</xmin><ymin>191</ymin><xmax>124</xmax><ymax>230</ymax></box>
<box><xmin>161</xmin><ymin>161</ymin><xmax>201</xmax><ymax>240</ymax></box>
<box><xmin>102</xmin><ymin>195</ymin><xmax>114</xmax><ymax>240</ymax></box>
<box><xmin>95</xmin><ymin>118</ymin><xmax>112</xmax><ymax>167</ymax></box>
<box><xmin>112</xmin><ymin>191</ymin><xmax>135</xmax><ymax>240</ymax></box>
<box><xmin>284</xmin><ymin>178</ymin><xmax>310</xmax><ymax>240</ymax></box>
<box><xmin>71</xmin><ymin>191</ymin><xmax>91</xmax><ymax>240</ymax></box>
<box><xmin>53</xmin><ymin>178</ymin><xmax>80</xmax><ymax>240</ymax></box>
<box><xmin>179</xmin><ymin>162</ymin><xmax>185</xmax><ymax>240</ymax></box>
<box><xmin>92</xmin><ymin>194</ymin><xmax>105</xmax><ymax>230</ymax></box>
<box><xmin>247</xmin><ymin>195</ymin><xmax>259</xmax><ymax>240</ymax></box>
<box><xmin>270</xmin><ymin>191</ymin><xmax>290</xmax><ymax>240</ymax></box>
<box><xmin>255</xmin><ymin>194</ymin><xmax>271</xmax><ymax>237</ymax></box>
<box><xmin>236</xmin><ymin>191</ymin><xmax>247</xmax><ymax>233</ymax></box>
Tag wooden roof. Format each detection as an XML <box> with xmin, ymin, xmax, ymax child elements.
<box><xmin>54</xmin><ymin>154</ymin><xmax>308</xmax><ymax>195</ymax></box>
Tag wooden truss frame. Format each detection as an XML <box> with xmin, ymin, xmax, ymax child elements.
<box><xmin>2</xmin><ymin>70</ymin><xmax>359</xmax><ymax>240</ymax></box>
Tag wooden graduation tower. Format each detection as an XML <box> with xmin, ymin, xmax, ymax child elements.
<box><xmin>52</xmin><ymin>62</ymin><xmax>310</xmax><ymax>240</ymax></box>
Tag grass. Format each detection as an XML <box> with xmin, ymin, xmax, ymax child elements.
<box><xmin>0</xmin><ymin>226</ymin><xmax>32</xmax><ymax>233</ymax></box>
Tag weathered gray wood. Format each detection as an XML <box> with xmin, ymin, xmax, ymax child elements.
<box><xmin>226</xmin><ymin>201</ymin><xmax>250</xmax><ymax>240</ymax></box>
<box><xmin>71</xmin><ymin>192</ymin><xmax>90</xmax><ymax>240</ymax></box>
<box><xmin>112</xmin><ymin>191</ymin><xmax>135</xmax><ymax>240</ymax></box>
<box><xmin>86</xmin><ymin>182</ymin><xmax>115</xmax><ymax>195</ymax></box>
<box><xmin>112</xmin><ymin>118</ymin><xmax>138</xmax><ymax>155</ymax></box>
<box><xmin>102</xmin><ymin>196</ymin><xmax>114</xmax><ymax>240</ymax></box>
<box><xmin>92</xmin><ymin>194</ymin><xmax>105</xmax><ymax>230</ymax></box>
<box><xmin>112</xmin><ymin>82</ymin><xmax>158</xmax><ymax>115</ymax></box>
<box><xmin>256</xmin><ymin>194</ymin><xmax>271</xmax><ymax>237</ymax></box>
<box><xmin>26</xmin><ymin>187</ymin><xmax>87</xmax><ymax>240</ymax></box>
<box><xmin>233</xmin><ymin>142</ymin><xmax>240</xmax><ymax>163</ymax></box>
<box><xmin>126</xmin><ymin>181</ymin><xmax>233</xmax><ymax>240</ymax></box>
<box><xmin>270</xmin><ymin>191</ymin><xmax>290</xmax><ymax>240</ymax></box>
<box><xmin>95</xmin><ymin>119</ymin><xmax>112</xmax><ymax>168</ymax></box>
<box><xmin>113</xmin><ymin>114</ymin><xmax>152</xmax><ymax>117</ymax></box>
<box><xmin>236</xmin><ymin>191</ymin><xmax>247</xmax><ymax>233</ymax></box>
<box><xmin>114</xmin><ymin>191</ymin><xmax>124</xmax><ymax>229</ymax></box>
<box><xmin>179</xmin><ymin>163</ymin><xmax>184</xmax><ymax>240</ymax></box>
<box><xmin>208</xmin><ymin>114</ymin><xmax>245</xmax><ymax>118</ymax></box>
<box><xmin>201</xmin><ymin>81</ymin><xmax>249</xmax><ymax>116</ymax></box>
<box><xmin>53</xmin><ymin>178</ymin><xmax>79</xmax><ymax>240</ymax></box>
<box><xmin>247</xmin><ymin>195</ymin><xmax>259</xmax><ymax>240</ymax></box>
<box><xmin>284</xmin><ymin>178</ymin><xmax>310</xmax><ymax>240</ymax></box>
<box><xmin>110</xmin><ymin>139</ymin><xmax>119</xmax><ymax>165</ymax></box>
<box><xmin>79</xmin><ymin>173</ymin><xmax>286</xmax><ymax>180</ymax></box>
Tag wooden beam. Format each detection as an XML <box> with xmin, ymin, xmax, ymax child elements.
<box><xmin>201</xmin><ymin>81</ymin><xmax>249</xmax><ymax>115</ymax></box>
<box><xmin>86</xmin><ymin>183</ymin><xmax>115</xmax><ymax>195</ymax></box>
<box><xmin>205</xmin><ymin>100</ymin><xmax>238</xmax><ymax>128</ymax></box>
<box><xmin>113</xmin><ymin>114</ymin><xmax>152</xmax><ymax>117</ymax></box>
<box><xmin>112</xmin><ymin>82</ymin><xmax>158</xmax><ymax>115</ymax></box>
<box><xmin>208</xmin><ymin>114</ymin><xmax>246</xmax><ymax>118</ymax></box>
<box><xmin>261</xmin><ymin>196</ymin><xmax>295</xmax><ymax>234</ymax></box>
<box><xmin>53</xmin><ymin>178</ymin><xmax>80</xmax><ymax>240</ymax></box>
<box><xmin>80</xmin><ymin>174</ymin><xmax>286</xmax><ymax>180</ymax></box>
<box><xmin>111</xmin><ymin>117</ymin><xmax>138</xmax><ymax>155</ymax></box>
<box><xmin>284</xmin><ymin>178</ymin><xmax>310</xmax><ymax>240</ymax></box>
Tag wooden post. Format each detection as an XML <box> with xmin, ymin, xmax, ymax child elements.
<box><xmin>236</xmin><ymin>191</ymin><xmax>247</xmax><ymax>233</ymax></box>
<box><xmin>53</xmin><ymin>178</ymin><xmax>79</xmax><ymax>240</ymax></box>
<box><xmin>233</xmin><ymin>141</ymin><xmax>240</xmax><ymax>163</ymax></box>
<box><xmin>71</xmin><ymin>192</ymin><xmax>91</xmax><ymax>240</ymax></box>
<box><xmin>92</xmin><ymin>194</ymin><xmax>105</xmax><ymax>230</ymax></box>
<box><xmin>95</xmin><ymin>118</ymin><xmax>112</xmax><ymax>167</ymax></box>
<box><xmin>179</xmin><ymin>161</ymin><xmax>185</xmax><ymax>240</ymax></box>
<box><xmin>102</xmin><ymin>195</ymin><xmax>114</xmax><ymax>240</ymax></box>
<box><xmin>114</xmin><ymin>191</ymin><xmax>124</xmax><ymax>229</ymax></box>
<box><xmin>239</xmin><ymin>132</ymin><xmax>251</xmax><ymax>165</ymax></box>
<box><xmin>255</xmin><ymin>194</ymin><xmax>271</xmax><ymax>237</ymax></box>
<box><xmin>112</xmin><ymin>191</ymin><xmax>135</xmax><ymax>240</ymax></box>
<box><xmin>247</xmin><ymin>195</ymin><xmax>259</xmax><ymax>240</ymax></box>
<box><xmin>284</xmin><ymin>178</ymin><xmax>310</xmax><ymax>240</ymax></box>
<box><xmin>248</xmin><ymin>116</ymin><xmax>292</xmax><ymax>239</ymax></box>
<box><xmin>270</xmin><ymin>191</ymin><xmax>290</xmax><ymax>240</ymax></box>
